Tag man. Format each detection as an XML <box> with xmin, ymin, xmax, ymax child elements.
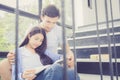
<box><xmin>40</xmin><ymin>5</ymin><xmax>74</xmax><ymax>64</ymax></box>
<box><xmin>0</xmin><ymin>5</ymin><xmax>77</xmax><ymax>80</ymax></box>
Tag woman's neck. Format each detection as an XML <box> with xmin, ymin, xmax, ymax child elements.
<box><xmin>25</xmin><ymin>44</ymin><xmax>36</xmax><ymax>54</ymax></box>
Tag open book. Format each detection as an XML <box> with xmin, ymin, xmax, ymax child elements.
<box><xmin>34</xmin><ymin>59</ymin><xmax>63</xmax><ymax>74</ymax></box>
<box><xmin>34</xmin><ymin>65</ymin><xmax>51</xmax><ymax>74</ymax></box>
<box><xmin>54</xmin><ymin>59</ymin><xmax>63</xmax><ymax>64</ymax></box>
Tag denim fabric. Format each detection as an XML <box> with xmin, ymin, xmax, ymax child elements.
<box><xmin>35</xmin><ymin>63</ymin><xmax>80</xmax><ymax>80</ymax></box>
<box><xmin>35</xmin><ymin>64</ymin><xmax>63</xmax><ymax>80</ymax></box>
<box><xmin>67</xmin><ymin>68</ymin><xmax>80</xmax><ymax>80</ymax></box>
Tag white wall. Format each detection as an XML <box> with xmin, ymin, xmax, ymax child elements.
<box><xmin>74</xmin><ymin>0</ymin><xmax>120</xmax><ymax>31</ymax></box>
<box><xmin>74</xmin><ymin>0</ymin><xmax>84</xmax><ymax>29</ymax></box>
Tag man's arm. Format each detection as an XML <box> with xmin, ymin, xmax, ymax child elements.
<box><xmin>65</xmin><ymin>42</ymin><xmax>74</xmax><ymax>68</ymax></box>
<box><xmin>7</xmin><ymin>51</ymin><xmax>15</xmax><ymax>64</ymax></box>
<box><xmin>45</xmin><ymin>50</ymin><xmax>62</xmax><ymax>62</ymax></box>
<box><xmin>60</xmin><ymin>41</ymin><xmax>74</xmax><ymax>68</ymax></box>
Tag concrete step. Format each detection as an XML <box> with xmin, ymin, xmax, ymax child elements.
<box><xmin>79</xmin><ymin>73</ymin><xmax>120</xmax><ymax>80</ymax></box>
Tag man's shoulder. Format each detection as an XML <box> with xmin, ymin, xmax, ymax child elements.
<box><xmin>55</xmin><ymin>24</ymin><xmax>62</xmax><ymax>28</ymax></box>
<box><xmin>54</xmin><ymin>24</ymin><xmax>62</xmax><ymax>31</ymax></box>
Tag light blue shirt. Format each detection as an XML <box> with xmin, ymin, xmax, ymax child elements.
<box><xmin>46</xmin><ymin>25</ymin><xmax>63</xmax><ymax>54</ymax></box>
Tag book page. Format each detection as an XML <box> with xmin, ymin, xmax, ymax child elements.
<box><xmin>34</xmin><ymin>65</ymin><xmax>51</xmax><ymax>74</ymax></box>
<box><xmin>34</xmin><ymin>59</ymin><xmax>63</xmax><ymax>74</ymax></box>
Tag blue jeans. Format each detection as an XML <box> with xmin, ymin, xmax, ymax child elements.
<box><xmin>67</xmin><ymin>68</ymin><xmax>80</xmax><ymax>80</ymax></box>
<box><xmin>35</xmin><ymin>63</ymin><xmax>80</xmax><ymax>80</ymax></box>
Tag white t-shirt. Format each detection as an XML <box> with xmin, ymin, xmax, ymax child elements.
<box><xmin>19</xmin><ymin>47</ymin><xmax>43</xmax><ymax>71</ymax></box>
<box><xmin>46</xmin><ymin>25</ymin><xmax>63</xmax><ymax>54</ymax></box>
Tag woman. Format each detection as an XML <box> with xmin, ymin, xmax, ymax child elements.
<box><xmin>11</xmin><ymin>26</ymin><xmax>79</xmax><ymax>80</ymax></box>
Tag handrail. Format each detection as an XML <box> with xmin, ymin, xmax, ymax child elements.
<box><xmin>0</xmin><ymin>52</ymin><xmax>8</xmax><ymax>58</ymax></box>
<box><xmin>78</xmin><ymin>19</ymin><xmax>120</xmax><ymax>29</ymax></box>
<box><xmin>0</xmin><ymin>4</ymin><xmax>39</xmax><ymax>19</ymax></box>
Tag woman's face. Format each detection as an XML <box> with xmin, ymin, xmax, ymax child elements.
<box><xmin>28</xmin><ymin>33</ymin><xmax>44</xmax><ymax>49</ymax></box>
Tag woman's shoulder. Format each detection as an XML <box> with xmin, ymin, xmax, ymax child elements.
<box><xmin>18</xmin><ymin>46</ymin><xmax>24</xmax><ymax>50</ymax></box>
<box><xmin>18</xmin><ymin>46</ymin><xmax>25</xmax><ymax>53</ymax></box>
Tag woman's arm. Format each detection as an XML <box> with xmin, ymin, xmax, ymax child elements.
<box><xmin>22</xmin><ymin>69</ymin><xmax>36</xmax><ymax>80</ymax></box>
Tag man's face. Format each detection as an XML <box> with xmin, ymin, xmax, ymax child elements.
<box><xmin>41</xmin><ymin>15</ymin><xmax>59</xmax><ymax>32</ymax></box>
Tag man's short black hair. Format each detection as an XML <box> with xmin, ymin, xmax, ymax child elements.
<box><xmin>41</xmin><ymin>5</ymin><xmax>60</xmax><ymax>18</ymax></box>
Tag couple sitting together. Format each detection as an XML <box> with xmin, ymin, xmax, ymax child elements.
<box><xmin>0</xmin><ymin>5</ymin><xmax>80</xmax><ymax>80</ymax></box>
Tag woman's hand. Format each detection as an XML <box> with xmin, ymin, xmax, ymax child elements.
<box><xmin>22</xmin><ymin>69</ymin><xmax>36</xmax><ymax>80</ymax></box>
<box><xmin>7</xmin><ymin>51</ymin><xmax>15</xmax><ymax>64</ymax></box>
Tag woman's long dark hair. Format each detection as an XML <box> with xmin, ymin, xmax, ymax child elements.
<box><xmin>19</xmin><ymin>26</ymin><xmax>53</xmax><ymax>65</ymax></box>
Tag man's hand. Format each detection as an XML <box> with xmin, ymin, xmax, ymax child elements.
<box><xmin>7</xmin><ymin>51</ymin><xmax>15</xmax><ymax>64</ymax></box>
<box><xmin>66</xmin><ymin>51</ymin><xmax>74</xmax><ymax>68</ymax></box>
